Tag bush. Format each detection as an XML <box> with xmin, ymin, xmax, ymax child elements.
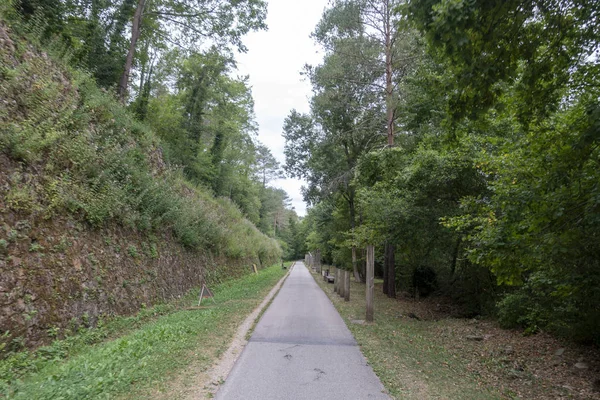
<box><xmin>412</xmin><ymin>265</ymin><xmax>437</xmax><ymax>297</ymax></box>
<box><xmin>496</xmin><ymin>269</ymin><xmax>600</xmax><ymax>344</ymax></box>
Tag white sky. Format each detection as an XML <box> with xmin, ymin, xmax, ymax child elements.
<box><xmin>235</xmin><ymin>0</ymin><xmax>327</xmax><ymax>217</ymax></box>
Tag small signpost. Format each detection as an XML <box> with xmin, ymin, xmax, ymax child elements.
<box><xmin>252</xmin><ymin>264</ymin><xmax>258</xmax><ymax>274</ymax></box>
<box><xmin>197</xmin><ymin>283</ymin><xmax>216</xmax><ymax>306</ymax></box>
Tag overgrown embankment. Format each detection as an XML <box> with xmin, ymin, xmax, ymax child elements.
<box><xmin>0</xmin><ymin>264</ymin><xmax>288</xmax><ymax>399</ymax></box>
<box><xmin>0</xmin><ymin>21</ymin><xmax>281</xmax><ymax>351</ymax></box>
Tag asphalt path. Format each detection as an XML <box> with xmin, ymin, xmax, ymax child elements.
<box><xmin>215</xmin><ymin>261</ymin><xmax>390</xmax><ymax>400</ymax></box>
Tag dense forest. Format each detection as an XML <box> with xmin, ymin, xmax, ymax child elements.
<box><xmin>1</xmin><ymin>0</ymin><xmax>304</xmax><ymax>259</ymax></box>
<box><xmin>286</xmin><ymin>0</ymin><xmax>600</xmax><ymax>344</ymax></box>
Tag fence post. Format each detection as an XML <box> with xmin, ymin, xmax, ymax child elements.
<box><xmin>344</xmin><ymin>270</ymin><xmax>350</xmax><ymax>301</ymax></box>
<box><xmin>334</xmin><ymin>268</ymin><xmax>338</xmax><ymax>293</ymax></box>
<box><xmin>315</xmin><ymin>249</ymin><xmax>321</xmax><ymax>274</ymax></box>
<box><xmin>366</xmin><ymin>245</ymin><xmax>374</xmax><ymax>322</ymax></box>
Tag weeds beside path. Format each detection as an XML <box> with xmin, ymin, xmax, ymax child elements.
<box><xmin>311</xmin><ymin>268</ymin><xmax>501</xmax><ymax>399</ymax></box>
<box><xmin>311</xmin><ymin>267</ymin><xmax>599</xmax><ymax>399</ymax></box>
<box><xmin>1</xmin><ymin>263</ymin><xmax>289</xmax><ymax>399</ymax></box>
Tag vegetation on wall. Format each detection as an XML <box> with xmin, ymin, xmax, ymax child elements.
<box><xmin>0</xmin><ymin>0</ymin><xmax>304</xmax><ymax>262</ymax></box>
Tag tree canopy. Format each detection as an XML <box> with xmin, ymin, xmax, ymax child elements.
<box><xmin>289</xmin><ymin>0</ymin><xmax>600</xmax><ymax>344</ymax></box>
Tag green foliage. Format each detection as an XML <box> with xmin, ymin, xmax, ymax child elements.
<box><xmin>0</xmin><ymin>21</ymin><xmax>282</xmax><ymax>268</ymax></box>
<box><xmin>294</xmin><ymin>0</ymin><xmax>600</xmax><ymax>344</ymax></box>
<box><xmin>0</xmin><ymin>239</ymin><xmax>8</xmax><ymax>254</ymax></box>
<box><xmin>3</xmin><ymin>0</ymin><xmax>284</xmax><ymax>240</ymax></box>
<box><xmin>127</xmin><ymin>245</ymin><xmax>138</xmax><ymax>258</ymax></box>
<box><xmin>405</xmin><ymin>0</ymin><xmax>600</xmax><ymax>123</ymax></box>
<box><xmin>8</xmin><ymin>0</ymin><xmax>268</xmax><ymax>92</ymax></box>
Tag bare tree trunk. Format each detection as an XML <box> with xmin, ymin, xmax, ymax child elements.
<box><xmin>344</xmin><ymin>270</ymin><xmax>350</xmax><ymax>302</ymax></box>
<box><xmin>384</xmin><ymin>0</ymin><xmax>394</xmax><ymax>147</ymax></box>
<box><xmin>361</xmin><ymin>249</ymin><xmax>367</xmax><ymax>283</ymax></box>
<box><xmin>118</xmin><ymin>0</ymin><xmax>145</xmax><ymax>103</ymax></box>
<box><xmin>349</xmin><ymin>189</ymin><xmax>361</xmax><ymax>282</ymax></box>
<box><xmin>387</xmin><ymin>243</ymin><xmax>396</xmax><ymax>298</ymax></box>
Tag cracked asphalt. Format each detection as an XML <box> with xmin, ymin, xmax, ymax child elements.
<box><xmin>215</xmin><ymin>262</ymin><xmax>390</xmax><ymax>399</ymax></box>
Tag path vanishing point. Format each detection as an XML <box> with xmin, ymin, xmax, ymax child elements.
<box><xmin>215</xmin><ymin>261</ymin><xmax>390</xmax><ymax>399</ymax></box>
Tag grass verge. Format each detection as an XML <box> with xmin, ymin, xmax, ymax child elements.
<box><xmin>1</xmin><ymin>264</ymin><xmax>287</xmax><ymax>399</ymax></box>
<box><xmin>310</xmin><ymin>267</ymin><xmax>504</xmax><ymax>400</ymax></box>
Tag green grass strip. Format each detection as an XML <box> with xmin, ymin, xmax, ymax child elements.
<box><xmin>3</xmin><ymin>264</ymin><xmax>287</xmax><ymax>399</ymax></box>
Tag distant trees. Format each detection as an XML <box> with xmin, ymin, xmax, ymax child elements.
<box><xmin>291</xmin><ymin>0</ymin><xmax>600</xmax><ymax>344</ymax></box>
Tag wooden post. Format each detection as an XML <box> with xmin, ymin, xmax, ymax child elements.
<box><xmin>344</xmin><ymin>270</ymin><xmax>350</xmax><ymax>302</ymax></box>
<box><xmin>339</xmin><ymin>271</ymin><xmax>345</xmax><ymax>298</ymax></box>
<box><xmin>315</xmin><ymin>249</ymin><xmax>321</xmax><ymax>274</ymax></box>
<box><xmin>334</xmin><ymin>268</ymin><xmax>338</xmax><ymax>293</ymax></box>
<box><xmin>366</xmin><ymin>245</ymin><xmax>374</xmax><ymax>322</ymax></box>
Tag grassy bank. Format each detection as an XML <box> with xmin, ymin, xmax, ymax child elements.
<box><xmin>1</xmin><ymin>264</ymin><xmax>288</xmax><ymax>399</ymax></box>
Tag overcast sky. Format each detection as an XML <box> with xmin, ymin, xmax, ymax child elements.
<box><xmin>235</xmin><ymin>0</ymin><xmax>327</xmax><ymax>217</ymax></box>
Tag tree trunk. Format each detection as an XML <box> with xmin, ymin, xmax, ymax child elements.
<box><xmin>383</xmin><ymin>242</ymin><xmax>389</xmax><ymax>295</ymax></box>
<box><xmin>450</xmin><ymin>236</ymin><xmax>462</xmax><ymax>276</ymax></box>
<box><xmin>352</xmin><ymin>246</ymin><xmax>360</xmax><ymax>282</ymax></box>
<box><xmin>387</xmin><ymin>243</ymin><xmax>396</xmax><ymax>298</ymax></box>
<box><xmin>344</xmin><ymin>270</ymin><xmax>350</xmax><ymax>302</ymax></box>
<box><xmin>384</xmin><ymin>0</ymin><xmax>394</xmax><ymax>147</ymax></box>
<box><xmin>334</xmin><ymin>269</ymin><xmax>338</xmax><ymax>294</ymax></box>
<box><xmin>349</xmin><ymin>188</ymin><xmax>361</xmax><ymax>282</ymax></box>
<box><xmin>366</xmin><ymin>245</ymin><xmax>374</xmax><ymax>322</ymax></box>
<box><xmin>118</xmin><ymin>0</ymin><xmax>145</xmax><ymax>103</ymax></box>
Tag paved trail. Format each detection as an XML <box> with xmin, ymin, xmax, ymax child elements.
<box><xmin>215</xmin><ymin>262</ymin><xmax>389</xmax><ymax>400</ymax></box>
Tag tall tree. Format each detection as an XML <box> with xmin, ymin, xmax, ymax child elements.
<box><xmin>314</xmin><ymin>0</ymin><xmax>415</xmax><ymax>146</ymax></box>
<box><xmin>118</xmin><ymin>0</ymin><xmax>268</xmax><ymax>101</ymax></box>
<box><xmin>119</xmin><ymin>0</ymin><xmax>145</xmax><ymax>101</ymax></box>
<box><xmin>254</xmin><ymin>143</ymin><xmax>283</xmax><ymax>187</ymax></box>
